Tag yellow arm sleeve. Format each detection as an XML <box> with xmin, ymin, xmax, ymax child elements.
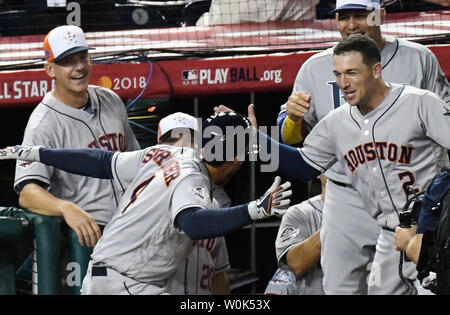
<box><xmin>282</xmin><ymin>116</ymin><xmax>304</xmax><ymax>145</ymax></box>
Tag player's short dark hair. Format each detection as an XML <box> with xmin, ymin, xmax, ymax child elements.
<box><xmin>334</xmin><ymin>34</ymin><xmax>381</xmax><ymax>66</ymax></box>
<box><xmin>159</xmin><ymin>128</ymin><xmax>195</xmax><ymax>145</ymax></box>
<box><xmin>201</xmin><ymin>112</ymin><xmax>253</xmax><ymax>167</ymax></box>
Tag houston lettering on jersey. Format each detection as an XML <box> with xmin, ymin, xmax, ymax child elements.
<box><xmin>88</xmin><ymin>132</ymin><xmax>126</xmax><ymax>151</ymax></box>
<box><xmin>344</xmin><ymin>142</ymin><xmax>414</xmax><ymax>172</ymax></box>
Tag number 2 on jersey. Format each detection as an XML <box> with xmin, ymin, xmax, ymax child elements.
<box><xmin>121</xmin><ymin>174</ymin><xmax>155</xmax><ymax>214</ymax></box>
<box><xmin>398</xmin><ymin>171</ymin><xmax>416</xmax><ymax>197</ymax></box>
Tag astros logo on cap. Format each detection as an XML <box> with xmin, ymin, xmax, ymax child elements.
<box><xmin>43</xmin><ymin>25</ymin><xmax>92</xmax><ymax>63</ymax></box>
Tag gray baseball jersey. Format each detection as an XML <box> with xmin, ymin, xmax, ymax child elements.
<box><xmin>166</xmin><ymin>186</ymin><xmax>231</xmax><ymax>295</ymax></box>
<box><xmin>280</xmin><ymin>36</ymin><xmax>450</xmax><ymax>184</ymax></box>
<box><xmin>166</xmin><ymin>237</ymin><xmax>230</xmax><ymax>295</ymax></box>
<box><xmin>90</xmin><ymin>145</ymin><xmax>214</xmax><ymax>283</ymax></box>
<box><xmin>265</xmin><ymin>195</ymin><xmax>324</xmax><ymax>295</ymax></box>
<box><xmin>279</xmin><ymin>37</ymin><xmax>450</xmax><ymax>294</ymax></box>
<box><xmin>300</xmin><ymin>83</ymin><xmax>450</xmax><ymax>229</ymax></box>
<box><xmin>14</xmin><ymin>85</ymin><xmax>140</xmax><ymax>225</ymax></box>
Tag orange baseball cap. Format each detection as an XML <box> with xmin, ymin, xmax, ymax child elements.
<box><xmin>43</xmin><ymin>25</ymin><xmax>93</xmax><ymax>63</ymax></box>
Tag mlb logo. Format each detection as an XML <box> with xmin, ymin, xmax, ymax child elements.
<box><xmin>182</xmin><ymin>70</ymin><xmax>198</xmax><ymax>85</ymax></box>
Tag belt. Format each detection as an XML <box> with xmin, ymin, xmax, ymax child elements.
<box><xmin>92</xmin><ymin>266</ymin><xmax>107</xmax><ymax>277</ymax></box>
<box><xmin>382</xmin><ymin>226</ymin><xmax>396</xmax><ymax>232</ymax></box>
<box><xmin>329</xmin><ymin>179</ymin><xmax>353</xmax><ymax>189</ymax></box>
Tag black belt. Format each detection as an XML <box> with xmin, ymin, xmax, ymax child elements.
<box><xmin>382</xmin><ymin>226</ymin><xmax>396</xmax><ymax>232</ymax></box>
<box><xmin>92</xmin><ymin>266</ymin><xmax>107</xmax><ymax>277</ymax></box>
<box><xmin>329</xmin><ymin>179</ymin><xmax>353</xmax><ymax>188</ymax></box>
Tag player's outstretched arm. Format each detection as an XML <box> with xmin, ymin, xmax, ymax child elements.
<box><xmin>176</xmin><ymin>176</ymin><xmax>292</xmax><ymax>240</ymax></box>
<box><xmin>0</xmin><ymin>145</ymin><xmax>114</xmax><ymax>179</ymax></box>
<box><xmin>213</xmin><ymin>105</ymin><xmax>321</xmax><ymax>182</ymax></box>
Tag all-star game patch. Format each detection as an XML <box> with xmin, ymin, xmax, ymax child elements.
<box><xmin>191</xmin><ymin>186</ymin><xmax>210</xmax><ymax>202</ymax></box>
<box><xmin>277</xmin><ymin>227</ymin><xmax>300</xmax><ymax>247</ymax></box>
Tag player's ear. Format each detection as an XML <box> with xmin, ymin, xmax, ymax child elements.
<box><xmin>380</xmin><ymin>8</ymin><xmax>386</xmax><ymax>25</ymax></box>
<box><xmin>44</xmin><ymin>62</ymin><xmax>55</xmax><ymax>78</ymax></box>
<box><xmin>373</xmin><ymin>62</ymin><xmax>382</xmax><ymax>79</ymax></box>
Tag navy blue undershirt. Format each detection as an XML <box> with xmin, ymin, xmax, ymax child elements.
<box><xmin>40</xmin><ymin>147</ymin><xmax>114</xmax><ymax>179</ymax></box>
<box><xmin>260</xmin><ymin>131</ymin><xmax>320</xmax><ymax>182</ymax></box>
<box><xmin>176</xmin><ymin>205</ymin><xmax>252</xmax><ymax>240</ymax></box>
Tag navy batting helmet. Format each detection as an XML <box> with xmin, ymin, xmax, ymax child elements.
<box><xmin>201</xmin><ymin>111</ymin><xmax>253</xmax><ymax>166</ymax></box>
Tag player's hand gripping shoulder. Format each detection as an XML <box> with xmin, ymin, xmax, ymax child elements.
<box><xmin>0</xmin><ymin>145</ymin><xmax>41</xmax><ymax>161</ymax></box>
<box><xmin>248</xmin><ymin>176</ymin><xmax>292</xmax><ymax>220</ymax></box>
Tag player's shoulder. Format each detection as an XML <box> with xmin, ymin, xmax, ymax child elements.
<box><xmin>89</xmin><ymin>84</ymin><xmax>119</xmax><ymax>96</ymax></box>
<box><xmin>284</xmin><ymin>195</ymin><xmax>323</xmax><ymax>221</ymax></box>
<box><xmin>88</xmin><ymin>85</ymin><xmax>123</xmax><ymax>104</ymax></box>
<box><xmin>395</xmin><ymin>37</ymin><xmax>433</xmax><ymax>56</ymax></box>
<box><xmin>301</xmin><ymin>47</ymin><xmax>334</xmax><ymax>68</ymax></box>
<box><xmin>26</xmin><ymin>94</ymin><xmax>63</xmax><ymax>129</ymax></box>
<box><xmin>298</xmin><ymin>195</ymin><xmax>323</xmax><ymax>215</ymax></box>
<box><xmin>395</xmin><ymin>83</ymin><xmax>444</xmax><ymax>109</ymax></box>
<box><xmin>401</xmin><ymin>83</ymin><xmax>436</xmax><ymax>98</ymax></box>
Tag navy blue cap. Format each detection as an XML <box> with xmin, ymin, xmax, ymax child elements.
<box><xmin>201</xmin><ymin>111</ymin><xmax>252</xmax><ymax>166</ymax></box>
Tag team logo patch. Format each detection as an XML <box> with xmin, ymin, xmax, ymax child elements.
<box><xmin>277</xmin><ymin>227</ymin><xmax>299</xmax><ymax>247</ymax></box>
<box><xmin>270</xmin><ymin>268</ymin><xmax>296</xmax><ymax>285</ymax></box>
<box><xmin>192</xmin><ymin>187</ymin><xmax>209</xmax><ymax>201</ymax></box>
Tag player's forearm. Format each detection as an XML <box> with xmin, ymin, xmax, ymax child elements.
<box><xmin>176</xmin><ymin>205</ymin><xmax>252</xmax><ymax>240</ymax></box>
<box><xmin>405</xmin><ymin>234</ymin><xmax>423</xmax><ymax>264</ymax></box>
<box><xmin>277</xmin><ymin>112</ymin><xmax>304</xmax><ymax>145</ymax></box>
<box><xmin>19</xmin><ymin>183</ymin><xmax>71</xmax><ymax>217</ymax></box>
<box><xmin>260</xmin><ymin>132</ymin><xmax>320</xmax><ymax>182</ymax></box>
<box><xmin>39</xmin><ymin>148</ymin><xmax>114</xmax><ymax>179</ymax></box>
<box><xmin>285</xmin><ymin>230</ymin><xmax>321</xmax><ymax>277</ymax></box>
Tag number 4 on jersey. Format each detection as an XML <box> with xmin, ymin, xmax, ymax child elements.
<box><xmin>121</xmin><ymin>174</ymin><xmax>155</xmax><ymax>215</ymax></box>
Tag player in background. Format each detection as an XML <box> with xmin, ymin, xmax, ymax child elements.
<box><xmin>13</xmin><ymin>25</ymin><xmax>140</xmax><ymax>294</ymax></box>
<box><xmin>265</xmin><ymin>175</ymin><xmax>326</xmax><ymax>295</ymax></box>
<box><xmin>1</xmin><ymin>112</ymin><xmax>292</xmax><ymax>294</ymax></box>
<box><xmin>276</xmin><ymin>0</ymin><xmax>450</xmax><ymax>294</ymax></box>
<box><xmin>156</xmin><ymin>112</ymin><xmax>230</xmax><ymax>295</ymax></box>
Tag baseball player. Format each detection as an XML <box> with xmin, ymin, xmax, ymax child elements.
<box><xmin>277</xmin><ymin>0</ymin><xmax>450</xmax><ymax>294</ymax></box>
<box><xmin>1</xmin><ymin>112</ymin><xmax>292</xmax><ymax>295</ymax></box>
<box><xmin>265</xmin><ymin>175</ymin><xmax>326</xmax><ymax>295</ymax></box>
<box><xmin>155</xmin><ymin>112</ymin><xmax>231</xmax><ymax>295</ymax></box>
<box><xmin>166</xmin><ymin>184</ymin><xmax>232</xmax><ymax>295</ymax></box>
<box><xmin>13</xmin><ymin>25</ymin><xmax>140</xmax><ymax>294</ymax></box>
<box><xmin>242</xmin><ymin>34</ymin><xmax>450</xmax><ymax>295</ymax></box>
